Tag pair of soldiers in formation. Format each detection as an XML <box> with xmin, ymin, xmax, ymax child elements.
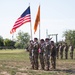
<box><xmin>28</xmin><ymin>38</ymin><xmax>56</xmax><ymax>71</ymax></box>
<box><xmin>56</xmin><ymin>42</ymin><xmax>74</xmax><ymax>59</ymax></box>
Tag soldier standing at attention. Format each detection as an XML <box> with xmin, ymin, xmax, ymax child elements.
<box><xmin>56</xmin><ymin>43</ymin><xmax>59</xmax><ymax>59</ymax></box>
<box><xmin>38</xmin><ymin>39</ymin><xmax>45</xmax><ymax>70</ymax></box>
<box><xmin>44</xmin><ymin>38</ymin><xmax>51</xmax><ymax>71</ymax></box>
<box><xmin>59</xmin><ymin>43</ymin><xmax>64</xmax><ymax>59</ymax></box>
<box><xmin>69</xmin><ymin>44</ymin><xmax>74</xmax><ymax>59</ymax></box>
<box><xmin>50</xmin><ymin>41</ymin><xmax>56</xmax><ymax>69</ymax></box>
<box><xmin>28</xmin><ymin>40</ymin><xmax>35</xmax><ymax>69</ymax></box>
<box><xmin>64</xmin><ymin>43</ymin><xmax>68</xmax><ymax>59</ymax></box>
<box><xmin>33</xmin><ymin>38</ymin><xmax>39</xmax><ymax>70</ymax></box>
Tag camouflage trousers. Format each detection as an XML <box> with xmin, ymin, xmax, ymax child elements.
<box><xmin>29</xmin><ymin>56</ymin><xmax>35</xmax><ymax>69</ymax></box>
<box><xmin>51</xmin><ymin>56</ymin><xmax>56</xmax><ymax>69</ymax></box>
<box><xmin>34</xmin><ymin>54</ymin><xmax>38</xmax><ymax>70</ymax></box>
<box><xmin>70</xmin><ymin>51</ymin><xmax>73</xmax><ymax>59</ymax></box>
<box><xmin>44</xmin><ymin>54</ymin><xmax>50</xmax><ymax>70</ymax></box>
<box><xmin>60</xmin><ymin>51</ymin><xmax>63</xmax><ymax>59</ymax></box>
<box><xmin>56</xmin><ymin>50</ymin><xmax>59</xmax><ymax>59</ymax></box>
<box><xmin>65</xmin><ymin>51</ymin><xmax>68</xmax><ymax>59</ymax></box>
<box><xmin>39</xmin><ymin>53</ymin><xmax>44</xmax><ymax>70</ymax></box>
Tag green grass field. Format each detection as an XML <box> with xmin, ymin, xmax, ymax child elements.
<box><xmin>0</xmin><ymin>49</ymin><xmax>75</xmax><ymax>75</ymax></box>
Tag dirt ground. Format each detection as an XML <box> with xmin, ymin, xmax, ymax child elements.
<box><xmin>0</xmin><ymin>59</ymin><xmax>75</xmax><ymax>75</ymax></box>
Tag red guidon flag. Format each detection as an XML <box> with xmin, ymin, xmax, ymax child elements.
<box><xmin>34</xmin><ymin>5</ymin><xmax>40</xmax><ymax>34</ymax></box>
<box><xmin>10</xmin><ymin>6</ymin><xmax>31</xmax><ymax>34</ymax></box>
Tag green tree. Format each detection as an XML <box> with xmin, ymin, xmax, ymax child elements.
<box><xmin>15</xmin><ymin>31</ymin><xmax>30</xmax><ymax>49</ymax></box>
<box><xmin>0</xmin><ymin>36</ymin><xmax>4</xmax><ymax>49</ymax></box>
<box><xmin>63</xmin><ymin>30</ymin><xmax>75</xmax><ymax>47</ymax></box>
<box><xmin>4</xmin><ymin>38</ymin><xmax>15</xmax><ymax>49</ymax></box>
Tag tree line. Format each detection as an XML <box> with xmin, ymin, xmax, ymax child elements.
<box><xmin>0</xmin><ymin>30</ymin><xmax>75</xmax><ymax>49</ymax></box>
<box><xmin>63</xmin><ymin>30</ymin><xmax>75</xmax><ymax>47</ymax></box>
<box><xmin>0</xmin><ymin>31</ymin><xmax>30</xmax><ymax>49</ymax></box>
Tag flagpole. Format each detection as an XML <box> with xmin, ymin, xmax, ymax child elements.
<box><xmin>39</xmin><ymin>5</ymin><xmax>40</xmax><ymax>41</ymax></box>
<box><xmin>39</xmin><ymin>22</ymin><xmax>40</xmax><ymax>41</ymax></box>
<box><xmin>30</xmin><ymin>20</ymin><xmax>32</xmax><ymax>40</ymax></box>
<box><xmin>29</xmin><ymin>3</ymin><xmax>32</xmax><ymax>40</ymax></box>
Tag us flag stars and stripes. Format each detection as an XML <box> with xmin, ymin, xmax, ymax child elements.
<box><xmin>10</xmin><ymin>6</ymin><xmax>31</xmax><ymax>34</ymax></box>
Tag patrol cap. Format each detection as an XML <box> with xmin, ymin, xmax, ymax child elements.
<box><xmin>51</xmin><ymin>41</ymin><xmax>54</xmax><ymax>43</ymax></box>
<box><xmin>40</xmin><ymin>39</ymin><xmax>44</xmax><ymax>42</ymax></box>
<box><xmin>45</xmin><ymin>38</ymin><xmax>50</xmax><ymax>40</ymax></box>
<box><xmin>34</xmin><ymin>38</ymin><xmax>38</xmax><ymax>40</ymax></box>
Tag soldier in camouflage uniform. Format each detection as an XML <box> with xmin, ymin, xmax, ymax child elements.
<box><xmin>50</xmin><ymin>41</ymin><xmax>56</xmax><ymax>69</ymax></box>
<box><xmin>59</xmin><ymin>43</ymin><xmax>64</xmax><ymax>59</ymax></box>
<box><xmin>69</xmin><ymin>44</ymin><xmax>74</xmax><ymax>59</ymax></box>
<box><xmin>28</xmin><ymin>40</ymin><xmax>35</xmax><ymax>69</ymax></box>
<box><xmin>44</xmin><ymin>38</ymin><xmax>51</xmax><ymax>71</ymax></box>
<box><xmin>64</xmin><ymin>43</ymin><xmax>68</xmax><ymax>59</ymax></box>
<box><xmin>33</xmin><ymin>38</ymin><xmax>39</xmax><ymax>70</ymax></box>
<box><xmin>38</xmin><ymin>39</ymin><xmax>45</xmax><ymax>70</ymax></box>
<box><xmin>56</xmin><ymin>43</ymin><xmax>59</xmax><ymax>59</ymax></box>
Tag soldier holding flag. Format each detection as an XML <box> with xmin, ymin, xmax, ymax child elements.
<box><xmin>44</xmin><ymin>38</ymin><xmax>51</xmax><ymax>71</ymax></box>
<box><xmin>33</xmin><ymin>38</ymin><xmax>39</xmax><ymax>70</ymax></box>
<box><xmin>39</xmin><ymin>39</ymin><xmax>45</xmax><ymax>70</ymax></box>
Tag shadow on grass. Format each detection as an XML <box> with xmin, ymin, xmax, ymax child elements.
<box><xmin>52</xmin><ymin>68</ymin><xmax>75</xmax><ymax>74</ymax></box>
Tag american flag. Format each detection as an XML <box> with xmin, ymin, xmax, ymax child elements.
<box><xmin>10</xmin><ymin>6</ymin><xmax>31</xmax><ymax>34</ymax></box>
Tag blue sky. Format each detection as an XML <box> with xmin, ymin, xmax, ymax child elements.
<box><xmin>0</xmin><ymin>0</ymin><xmax>75</xmax><ymax>42</ymax></box>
